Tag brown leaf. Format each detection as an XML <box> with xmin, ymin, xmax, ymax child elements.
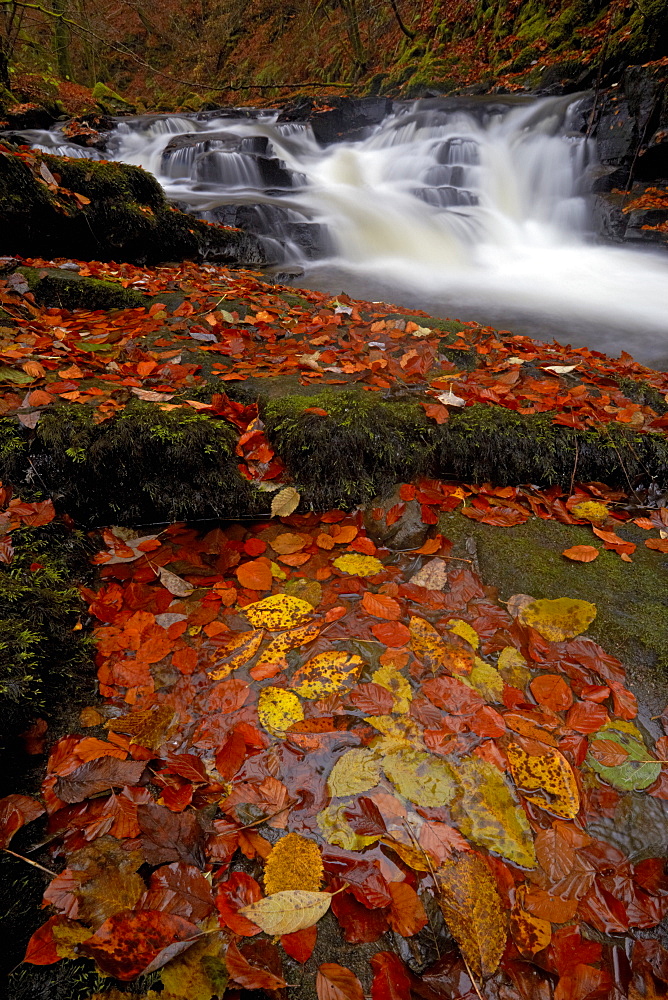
<box><xmin>317</xmin><ymin>963</ymin><xmax>364</xmax><ymax>1000</ymax></box>
<box><xmin>562</xmin><ymin>545</ymin><xmax>599</xmax><ymax>562</ymax></box>
<box><xmin>141</xmin><ymin>862</ymin><xmax>216</xmax><ymax>922</ymax></box>
<box><xmin>79</xmin><ymin>909</ymin><xmax>201</xmax><ymax>979</ymax></box>
<box><xmin>137</xmin><ymin>803</ymin><xmax>206</xmax><ymax>868</ymax></box>
<box><xmin>436</xmin><ymin>852</ymin><xmax>507</xmax><ymax>979</ymax></box>
<box><xmin>0</xmin><ymin>793</ymin><xmax>44</xmax><ymax>848</ymax></box>
<box><xmin>54</xmin><ymin>758</ymin><xmax>146</xmax><ymax>804</ymax></box>
<box><xmin>226</xmin><ymin>939</ymin><xmax>287</xmax><ymax>990</ymax></box>
<box><xmin>271</xmin><ymin>487</ymin><xmax>300</xmax><ymax>518</ymax></box>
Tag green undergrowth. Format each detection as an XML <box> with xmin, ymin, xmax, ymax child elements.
<box><xmin>0</xmin><ymin>520</ymin><xmax>94</xmax><ymax>756</ymax></box>
<box><xmin>439</xmin><ymin>511</ymin><xmax>668</xmax><ymax>725</ymax></box>
<box><xmin>0</xmin><ymin>400</ymin><xmax>258</xmax><ymax>526</ymax></box>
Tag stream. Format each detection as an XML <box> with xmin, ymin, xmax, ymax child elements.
<box><xmin>19</xmin><ymin>96</ymin><xmax>668</xmax><ymax>367</ymax></box>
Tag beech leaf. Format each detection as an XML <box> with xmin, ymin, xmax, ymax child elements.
<box><xmin>317</xmin><ymin>963</ymin><xmax>364</xmax><ymax>1000</ymax></box>
<box><xmin>239</xmin><ymin>889</ymin><xmax>333</xmax><ymax>934</ymax></box>
<box><xmin>436</xmin><ymin>852</ymin><xmax>507</xmax><ymax>979</ymax></box>
<box><xmin>271</xmin><ymin>487</ymin><xmax>301</xmax><ymax>517</ymax></box>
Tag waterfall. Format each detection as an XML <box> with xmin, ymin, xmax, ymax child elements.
<box><xmin>13</xmin><ymin>99</ymin><xmax>668</xmax><ymax>365</ymax></box>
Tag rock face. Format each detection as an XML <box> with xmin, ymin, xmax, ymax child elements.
<box><xmin>0</xmin><ymin>145</ymin><xmax>269</xmax><ymax>265</ymax></box>
<box><xmin>277</xmin><ymin>96</ymin><xmax>394</xmax><ymax>144</ymax></box>
<box><xmin>584</xmin><ymin>64</ymin><xmax>668</xmax><ymax>248</ymax></box>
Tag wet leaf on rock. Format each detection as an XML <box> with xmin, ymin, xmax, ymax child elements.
<box><xmin>382</xmin><ymin>748</ymin><xmax>457</xmax><ymax>808</ymax></box>
<box><xmin>519</xmin><ymin>597</ymin><xmax>596</xmax><ymax>642</ymax></box>
<box><xmin>239</xmin><ymin>889</ymin><xmax>333</xmax><ymax>934</ymax></box>
<box><xmin>436</xmin><ymin>852</ymin><xmax>507</xmax><ymax>979</ymax></box>
<box><xmin>506</xmin><ymin>743</ymin><xmax>580</xmax><ymax>819</ymax></box>
<box><xmin>291</xmin><ymin>651</ymin><xmax>363</xmax><ymax>699</ymax></box>
<box><xmin>264</xmin><ymin>832</ymin><xmax>323</xmax><ymax>894</ymax></box>
<box><xmin>258</xmin><ymin>686</ymin><xmax>304</xmax><ymax>735</ymax></box>
<box><xmin>327</xmin><ymin>748</ymin><xmax>383</xmax><ymax>798</ymax></box>
<box><xmin>79</xmin><ymin>909</ymin><xmax>201</xmax><ymax>979</ymax></box>
<box><xmin>450</xmin><ymin>757</ymin><xmax>536</xmax><ymax>868</ymax></box>
<box><xmin>333</xmin><ymin>553</ymin><xmax>384</xmax><ymax>577</ymax></box>
<box><xmin>317</xmin><ymin>962</ymin><xmax>364</xmax><ymax>1000</ymax></box>
<box><xmin>586</xmin><ymin>723</ymin><xmax>662</xmax><ymax>791</ymax></box>
<box><xmin>243</xmin><ymin>593</ymin><xmax>313</xmax><ymax>630</ymax></box>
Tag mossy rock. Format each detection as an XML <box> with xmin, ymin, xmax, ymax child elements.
<box><xmin>263</xmin><ymin>389</ymin><xmax>435</xmax><ymax>508</ymax></box>
<box><xmin>0</xmin><ymin>148</ymin><xmax>268</xmax><ymax>266</ymax></box>
<box><xmin>16</xmin><ymin>267</ymin><xmax>148</xmax><ymax>311</ymax></box>
<box><xmin>91</xmin><ymin>81</ymin><xmax>135</xmax><ymax>114</ymax></box>
<box><xmin>0</xmin><ymin>399</ymin><xmax>259</xmax><ymax>526</ymax></box>
<box><xmin>439</xmin><ymin>511</ymin><xmax>668</xmax><ymax>724</ymax></box>
<box><xmin>0</xmin><ymin>520</ymin><xmax>94</xmax><ymax>754</ymax></box>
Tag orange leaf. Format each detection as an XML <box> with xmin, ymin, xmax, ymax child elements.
<box><xmin>529</xmin><ymin>674</ymin><xmax>573</xmax><ymax>712</ymax></box>
<box><xmin>371</xmin><ymin>621</ymin><xmax>411</xmax><ymax>647</ymax></box>
<box><xmin>316</xmin><ymin>533</ymin><xmax>335</xmax><ymax>550</ymax></box>
<box><xmin>646</xmin><ymin>537</ymin><xmax>668</xmax><ymax>552</ymax></box>
<box><xmin>236</xmin><ymin>557</ymin><xmax>273</xmax><ymax>591</ymax></box>
<box><xmin>387</xmin><ymin>881</ymin><xmax>428</xmax><ymax>937</ymax></box>
<box><xmin>331</xmin><ymin>525</ymin><xmax>358</xmax><ymax>544</ymax></box>
<box><xmin>317</xmin><ymin>963</ymin><xmax>364</xmax><ymax>1000</ymax></box>
<box><xmin>589</xmin><ymin>738</ymin><xmax>630</xmax><ymax>767</ymax></box>
<box><xmin>361</xmin><ymin>592</ymin><xmax>401</xmax><ymax>621</ymax></box>
<box><xmin>562</xmin><ymin>545</ymin><xmax>599</xmax><ymax>562</ymax></box>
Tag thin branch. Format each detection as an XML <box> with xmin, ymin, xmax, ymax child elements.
<box><xmin>3</xmin><ymin>847</ymin><xmax>58</xmax><ymax>876</ymax></box>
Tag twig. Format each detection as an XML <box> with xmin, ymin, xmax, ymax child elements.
<box><xmin>462</xmin><ymin>956</ymin><xmax>485</xmax><ymax>1000</ymax></box>
<box><xmin>3</xmin><ymin>848</ymin><xmax>57</xmax><ymax>876</ymax></box>
<box><xmin>238</xmin><ymin>799</ymin><xmax>297</xmax><ymax>829</ymax></box>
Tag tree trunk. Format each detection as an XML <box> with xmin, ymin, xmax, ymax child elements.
<box><xmin>340</xmin><ymin>0</ymin><xmax>366</xmax><ymax>71</ymax></box>
<box><xmin>388</xmin><ymin>0</ymin><xmax>416</xmax><ymax>39</ymax></box>
<box><xmin>52</xmin><ymin>0</ymin><xmax>73</xmax><ymax>80</ymax></box>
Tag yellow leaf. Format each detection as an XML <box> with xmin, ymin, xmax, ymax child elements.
<box><xmin>382</xmin><ymin>748</ymin><xmax>457</xmax><ymax>808</ymax></box>
<box><xmin>381</xmin><ymin>838</ymin><xmax>434</xmax><ymax>872</ymax></box>
<box><xmin>436</xmin><ymin>852</ymin><xmax>507</xmax><ymax>978</ymax></box>
<box><xmin>264</xmin><ymin>832</ymin><xmax>323</xmax><ymax>894</ymax></box>
<box><xmin>253</xmin><ymin>623</ymin><xmax>320</xmax><ymax>675</ymax></box>
<box><xmin>317</xmin><ymin>802</ymin><xmax>381</xmax><ymax>851</ymax></box>
<box><xmin>497</xmin><ymin>647</ymin><xmax>531</xmax><ymax>689</ymax></box>
<box><xmin>327</xmin><ymin>748</ymin><xmax>382</xmax><ymax>798</ymax></box>
<box><xmin>448</xmin><ymin>619</ymin><xmax>479</xmax><ymax>649</ymax></box>
<box><xmin>257</xmin><ymin>686</ymin><xmax>304</xmax><ymax>736</ymax></box>
<box><xmin>371</xmin><ymin>663</ymin><xmax>412</xmax><ymax>713</ymax></box>
<box><xmin>52</xmin><ymin>921</ymin><xmax>94</xmax><ymax>959</ymax></box>
<box><xmin>333</xmin><ymin>553</ymin><xmax>384</xmax><ymax>577</ymax></box>
<box><xmin>243</xmin><ymin>594</ymin><xmax>313</xmax><ymax>630</ymax></box>
<box><xmin>450</xmin><ymin>758</ymin><xmax>536</xmax><ymax>868</ymax></box>
<box><xmin>291</xmin><ymin>651</ymin><xmax>362</xmax><ymax>699</ymax></box>
<box><xmin>271</xmin><ymin>487</ymin><xmax>300</xmax><ymax>517</ymax></box>
<box><xmin>105</xmin><ymin>704</ymin><xmax>177</xmax><ymax>750</ymax></box>
<box><xmin>209</xmin><ymin>629</ymin><xmax>264</xmax><ymax>680</ymax></box>
<box><xmin>571</xmin><ymin>501</ymin><xmax>609</xmax><ymax>523</ymax></box>
<box><xmin>365</xmin><ymin>714</ymin><xmax>423</xmax><ymax>754</ymax></box>
<box><xmin>506</xmin><ymin>743</ymin><xmax>580</xmax><ymax>819</ymax></box>
<box><xmin>468</xmin><ymin>660</ymin><xmax>504</xmax><ymax>703</ymax></box>
<box><xmin>518</xmin><ymin>597</ymin><xmax>596</xmax><ymax>642</ymax></box>
<box><xmin>239</xmin><ymin>889</ymin><xmax>332</xmax><ymax>934</ymax></box>
<box><xmin>159</xmin><ymin>927</ymin><xmax>227</xmax><ymax>1000</ymax></box>
<box><xmin>409</xmin><ymin>616</ymin><xmax>473</xmax><ymax>675</ymax></box>
<box><xmin>270</xmin><ymin>561</ymin><xmax>287</xmax><ymax>580</ymax></box>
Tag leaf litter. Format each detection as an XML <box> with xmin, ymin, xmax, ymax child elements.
<box><xmin>0</xmin><ymin>257</ymin><xmax>667</xmax><ymax>999</ymax></box>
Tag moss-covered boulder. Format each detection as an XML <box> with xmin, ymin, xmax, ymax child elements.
<box><xmin>91</xmin><ymin>81</ymin><xmax>135</xmax><ymax>114</ymax></box>
<box><xmin>16</xmin><ymin>266</ymin><xmax>149</xmax><ymax>311</ymax></box>
<box><xmin>0</xmin><ymin>146</ymin><xmax>269</xmax><ymax>266</ymax></box>
<box><xmin>0</xmin><ymin>400</ymin><xmax>259</xmax><ymax>526</ymax></box>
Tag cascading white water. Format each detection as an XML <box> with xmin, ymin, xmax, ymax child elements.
<box><xmin>22</xmin><ymin>98</ymin><xmax>668</xmax><ymax>365</ymax></box>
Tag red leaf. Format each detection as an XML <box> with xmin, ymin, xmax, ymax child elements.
<box><xmin>348</xmin><ymin>682</ymin><xmax>394</xmax><ymax>714</ymax></box>
<box><xmin>371</xmin><ymin>621</ymin><xmax>411</xmax><ymax>647</ymax></box>
<box><xmin>422</xmin><ymin>676</ymin><xmax>483</xmax><ymax>715</ymax></box>
<box><xmin>554</xmin><ymin>964</ymin><xmax>612</xmax><ymax>1000</ymax></box>
<box><xmin>215</xmin><ymin>728</ymin><xmax>248</xmax><ymax>780</ymax></box>
<box><xmin>80</xmin><ymin>909</ymin><xmax>201</xmax><ymax>979</ymax></box>
<box><xmin>24</xmin><ymin>915</ymin><xmax>66</xmax><ymax>965</ymax></box>
<box><xmin>226</xmin><ymin>939</ymin><xmax>286</xmax><ymax>990</ymax></box>
<box><xmin>0</xmin><ymin>793</ymin><xmax>44</xmax><ymax>848</ymax></box>
<box><xmin>317</xmin><ymin>963</ymin><xmax>364</xmax><ymax>1000</ymax></box>
<box><xmin>566</xmin><ymin>701</ymin><xmax>609</xmax><ymax>734</ymax></box>
<box><xmin>609</xmin><ymin>680</ymin><xmax>637</xmax><ymax>720</ymax></box>
<box><xmin>216</xmin><ymin>872</ymin><xmax>263</xmax><ymax>936</ymax></box>
<box><xmin>589</xmin><ymin>738</ymin><xmax>629</xmax><ymax>767</ymax></box>
<box><xmin>331</xmin><ymin>890</ymin><xmax>390</xmax><ymax>943</ymax></box>
<box><xmin>235</xmin><ymin>557</ymin><xmax>273</xmax><ymax>591</ymax></box>
<box><xmin>141</xmin><ymin>862</ymin><xmax>215</xmax><ymax>922</ymax></box>
<box><xmin>530</xmin><ymin>674</ymin><xmax>574</xmax><ymax>712</ymax></box>
<box><xmin>421</xmin><ymin>403</ymin><xmax>450</xmax><ymax>424</ymax></box>
<box><xmin>461</xmin><ymin>505</ymin><xmax>529</xmax><ymax>526</ymax></box>
<box><xmin>282</xmin><ymin>925</ymin><xmax>317</xmax><ymax>963</ymax></box>
<box><xmin>370</xmin><ymin>951</ymin><xmax>412</xmax><ymax>1000</ymax></box>
<box><xmin>361</xmin><ymin>591</ymin><xmax>402</xmax><ymax>621</ymax></box>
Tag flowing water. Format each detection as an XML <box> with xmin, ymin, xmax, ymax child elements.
<box><xmin>23</xmin><ymin>97</ymin><xmax>668</xmax><ymax>366</ymax></box>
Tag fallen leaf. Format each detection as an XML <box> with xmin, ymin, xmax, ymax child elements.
<box><xmin>327</xmin><ymin>748</ymin><xmax>383</xmax><ymax>797</ymax></box>
<box><xmin>436</xmin><ymin>852</ymin><xmax>507</xmax><ymax>978</ymax></box>
<box><xmin>562</xmin><ymin>545</ymin><xmax>599</xmax><ymax>562</ymax></box>
<box><xmin>154</xmin><ymin>565</ymin><xmax>194</xmax><ymax>597</ymax></box>
<box><xmin>264</xmin><ymin>833</ymin><xmax>324</xmax><ymax>894</ymax></box>
<box><xmin>239</xmin><ymin>889</ymin><xmax>333</xmax><ymax>934</ymax></box>
<box><xmin>291</xmin><ymin>651</ymin><xmax>363</xmax><ymax>699</ymax></box>
<box><xmin>519</xmin><ymin>597</ymin><xmax>597</xmax><ymax>642</ymax></box>
<box><xmin>333</xmin><ymin>553</ymin><xmax>384</xmax><ymax>577</ymax></box>
<box><xmin>361</xmin><ymin>591</ymin><xmax>401</xmax><ymax>620</ymax></box>
<box><xmin>272</xmin><ymin>487</ymin><xmax>301</xmax><ymax>518</ymax></box>
<box><xmin>506</xmin><ymin>743</ymin><xmax>580</xmax><ymax>819</ymax></box>
<box><xmin>79</xmin><ymin>909</ymin><xmax>201</xmax><ymax>979</ymax></box>
<box><xmin>317</xmin><ymin>962</ymin><xmax>364</xmax><ymax>1000</ymax></box>
<box><xmin>258</xmin><ymin>686</ymin><xmax>305</xmax><ymax>735</ymax></box>
<box><xmin>243</xmin><ymin>593</ymin><xmax>313</xmax><ymax>630</ymax></box>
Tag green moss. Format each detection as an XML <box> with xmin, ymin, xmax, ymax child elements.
<box><xmin>0</xmin><ymin>399</ymin><xmax>258</xmax><ymax>526</ymax></box>
<box><xmin>17</xmin><ymin>267</ymin><xmax>148</xmax><ymax>311</ymax></box>
<box><xmin>615</xmin><ymin>376</ymin><xmax>668</xmax><ymax>415</ymax></box>
<box><xmin>438</xmin><ymin>511</ymin><xmax>668</xmax><ymax>721</ymax></box>
<box><xmin>263</xmin><ymin>389</ymin><xmax>435</xmax><ymax>508</ymax></box>
<box><xmin>435</xmin><ymin>404</ymin><xmax>668</xmax><ymax>488</ymax></box>
<box><xmin>0</xmin><ymin>520</ymin><xmax>94</xmax><ymax>747</ymax></box>
<box><xmin>91</xmin><ymin>81</ymin><xmax>135</xmax><ymax>112</ymax></box>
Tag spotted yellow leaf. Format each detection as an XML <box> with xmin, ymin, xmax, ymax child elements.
<box><xmin>291</xmin><ymin>651</ymin><xmax>363</xmax><ymax>699</ymax></box>
<box><xmin>437</xmin><ymin>852</ymin><xmax>507</xmax><ymax>979</ymax></box>
<box><xmin>253</xmin><ymin>623</ymin><xmax>320</xmax><ymax>676</ymax></box>
<box><xmin>264</xmin><ymin>833</ymin><xmax>323</xmax><ymax>894</ymax></box>
<box><xmin>333</xmin><ymin>553</ymin><xmax>384</xmax><ymax>577</ymax></box>
<box><xmin>382</xmin><ymin>748</ymin><xmax>457</xmax><ymax>808</ymax></box>
<box><xmin>519</xmin><ymin>597</ymin><xmax>596</xmax><ymax>642</ymax></box>
<box><xmin>409</xmin><ymin>616</ymin><xmax>473</xmax><ymax>675</ymax></box>
<box><xmin>497</xmin><ymin>647</ymin><xmax>531</xmax><ymax>689</ymax></box>
<box><xmin>468</xmin><ymin>660</ymin><xmax>504</xmax><ymax>703</ymax></box>
<box><xmin>371</xmin><ymin>663</ymin><xmax>412</xmax><ymax>713</ymax></box>
<box><xmin>209</xmin><ymin>629</ymin><xmax>264</xmax><ymax>680</ymax></box>
<box><xmin>244</xmin><ymin>594</ymin><xmax>313</xmax><ymax>630</ymax></box>
<box><xmin>506</xmin><ymin>743</ymin><xmax>580</xmax><ymax>819</ymax></box>
<box><xmin>258</xmin><ymin>686</ymin><xmax>304</xmax><ymax>736</ymax></box>
<box><xmin>240</xmin><ymin>889</ymin><xmax>331</xmax><ymax>934</ymax></box>
<box><xmin>448</xmin><ymin>619</ymin><xmax>479</xmax><ymax>649</ymax></box>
